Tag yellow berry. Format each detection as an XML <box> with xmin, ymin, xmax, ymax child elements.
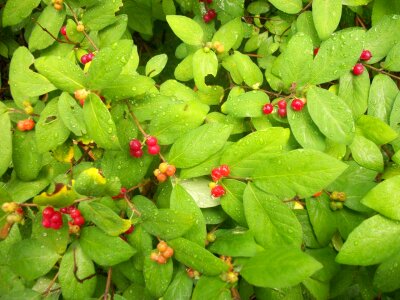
<box><xmin>159</xmin><ymin>162</ymin><xmax>168</xmax><ymax>173</ymax></box>
<box><xmin>209</xmin><ymin>182</ymin><xmax>217</xmax><ymax>189</ymax></box>
<box><xmin>76</xmin><ymin>23</ymin><xmax>85</xmax><ymax>32</ymax></box>
<box><xmin>157</xmin><ymin>241</ymin><xmax>168</xmax><ymax>252</ymax></box>
<box><xmin>153</xmin><ymin>169</ymin><xmax>161</xmax><ymax>177</ymax></box>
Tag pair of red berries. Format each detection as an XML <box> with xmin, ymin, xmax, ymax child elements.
<box><xmin>203</xmin><ymin>9</ymin><xmax>217</xmax><ymax>23</ymax></box>
<box><xmin>81</xmin><ymin>53</ymin><xmax>94</xmax><ymax>65</ymax></box>
<box><xmin>352</xmin><ymin>49</ymin><xmax>372</xmax><ymax>76</ymax></box>
<box><xmin>129</xmin><ymin>136</ymin><xmax>160</xmax><ymax>158</ymax></box>
<box><xmin>17</xmin><ymin>119</ymin><xmax>35</xmax><ymax>131</ymax></box>
<box><xmin>211</xmin><ymin>165</ymin><xmax>230</xmax><ymax>181</ymax></box>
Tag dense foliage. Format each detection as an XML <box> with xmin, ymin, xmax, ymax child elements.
<box><xmin>1</xmin><ymin>0</ymin><xmax>400</xmax><ymax>299</ymax></box>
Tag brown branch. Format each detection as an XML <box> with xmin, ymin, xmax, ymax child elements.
<box><xmin>299</xmin><ymin>0</ymin><xmax>313</xmax><ymax>14</ymax></box>
<box><xmin>125</xmin><ymin>100</ymin><xmax>148</xmax><ymax>137</ymax></box>
<box><xmin>363</xmin><ymin>64</ymin><xmax>400</xmax><ymax>81</ymax></box>
<box><xmin>123</xmin><ymin>194</ymin><xmax>142</xmax><ymax>217</ymax></box>
<box><xmin>103</xmin><ymin>268</ymin><xmax>113</xmax><ymax>300</ymax></box>
<box><xmin>31</xmin><ymin>18</ymin><xmax>77</xmax><ymax>46</ymax></box>
<box><xmin>42</xmin><ymin>271</ymin><xmax>59</xmax><ymax>297</ymax></box>
<box><xmin>73</xmin><ymin>248</ymin><xmax>97</xmax><ymax>283</ymax></box>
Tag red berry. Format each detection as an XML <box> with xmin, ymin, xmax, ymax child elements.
<box><xmin>70</xmin><ymin>209</ymin><xmax>81</xmax><ymax>219</ymax></box>
<box><xmin>203</xmin><ymin>13</ymin><xmax>212</xmax><ymax>23</ymax></box>
<box><xmin>120</xmin><ymin>187</ymin><xmax>127</xmax><ymax>194</ymax></box>
<box><xmin>352</xmin><ymin>63</ymin><xmax>364</xmax><ymax>76</ymax></box>
<box><xmin>129</xmin><ymin>139</ymin><xmax>142</xmax><ymax>151</ymax></box>
<box><xmin>125</xmin><ymin>225</ymin><xmax>134</xmax><ymax>234</ymax></box>
<box><xmin>165</xmin><ymin>165</ymin><xmax>176</xmax><ymax>177</ymax></box>
<box><xmin>73</xmin><ymin>216</ymin><xmax>85</xmax><ymax>226</ymax></box>
<box><xmin>207</xmin><ymin>9</ymin><xmax>217</xmax><ymax>19</ymax></box>
<box><xmin>205</xmin><ymin>0</ymin><xmax>213</xmax><ymax>3</ymax></box>
<box><xmin>313</xmin><ymin>47</ymin><xmax>320</xmax><ymax>56</ymax></box>
<box><xmin>87</xmin><ymin>53</ymin><xmax>94</xmax><ymax>61</ymax></box>
<box><xmin>67</xmin><ymin>206</ymin><xmax>75</xmax><ymax>214</ymax></box>
<box><xmin>219</xmin><ymin>165</ymin><xmax>230</xmax><ymax>177</ymax></box>
<box><xmin>291</xmin><ymin>99</ymin><xmax>305</xmax><ymax>111</ymax></box>
<box><xmin>278</xmin><ymin>107</ymin><xmax>287</xmax><ymax>118</ymax></box>
<box><xmin>130</xmin><ymin>149</ymin><xmax>143</xmax><ymax>158</ymax></box>
<box><xmin>80</xmin><ymin>54</ymin><xmax>88</xmax><ymax>64</ymax></box>
<box><xmin>146</xmin><ymin>136</ymin><xmax>158</xmax><ymax>146</ymax></box>
<box><xmin>51</xmin><ymin>211</ymin><xmax>62</xmax><ymax>223</ymax></box>
<box><xmin>211</xmin><ymin>168</ymin><xmax>222</xmax><ymax>182</ymax></box>
<box><xmin>60</xmin><ymin>207</ymin><xmax>68</xmax><ymax>214</ymax></box>
<box><xmin>51</xmin><ymin>221</ymin><xmax>62</xmax><ymax>230</ymax></box>
<box><xmin>211</xmin><ymin>185</ymin><xmax>225</xmax><ymax>198</ymax></box>
<box><xmin>262</xmin><ymin>103</ymin><xmax>274</xmax><ymax>115</ymax></box>
<box><xmin>42</xmin><ymin>218</ymin><xmax>52</xmax><ymax>228</ymax></box>
<box><xmin>42</xmin><ymin>207</ymin><xmax>55</xmax><ymax>218</ymax></box>
<box><xmin>60</xmin><ymin>26</ymin><xmax>67</xmax><ymax>36</ymax></box>
<box><xmin>277</xmin><ymin>100</ymin><xmax>287</xmax><ymax>109</ymax></box>
<box><xmin>148</xmin><ymin>144</ymin><xmax>160</xmax><ymax>155</ymax></box>
<box><xmin>360</xmin><ymin>50</ymin><xmax>372</xmax><ymax>61</ymax></box>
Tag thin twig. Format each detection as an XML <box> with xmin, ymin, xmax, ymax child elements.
<box><xmin>31</xmin><ymin>18</ymin><xmax>77</xmax><ymax>46</ymax></box>
<box><xmin>103</xmin><ymin>268</ymin><xmax>112</xmax><ymax>300</ymax></box>
<box><xmin>299</xmin><ymin>0</ymin><xmax>313</xmax><ymax>14</ymax></box>
<box><xmin>42</xmin><ymin>271</ymin><xmax>59</xmax><ymax>296</ymax></box>
<box><xmin>73</xmin><ymin>248</ymin><xmax>97</xmax><ymax>283</ymax></box>
<box><xmin>8</xmin><ymin>108</ymin><xmax>40</xmax><ymax>117</ymax></box>
<box><xmin>355</xmin><ymin>15</ymin><xmax>367</xmax><ymax>29</ymax></box>
<box><xmin>364</xmin><ymin>64</ymin><xmax>400</xmax><ymax>81</ymax></box>
<box><xmin>123</xmin><ymin>194</ymin><xmax>142</xmax><ymax>217</ymax></box>
<box><xmin>125</xmin><ymin>100</ymin><xmax>148</xmax><ymax>137</ymax></box>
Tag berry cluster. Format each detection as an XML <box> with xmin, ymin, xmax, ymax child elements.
<box><xmin>17</xmin><ymin>119</ymin><xmax>35</xmax><ymax>131</ymax></box>
<box><xmin>153</xmin><ymin>162</ymin><xmax>176</xmax><ymax>183</ymax></box>
<box><xmin>352</xmin><ymin>49</ymin><xmax>372</xmax><ymax>76</ymax></box>
<box><xmin>329</xmin><ymin>191</ymin><xmax>346</xmax><ymax>211</ymax></box>
<box><xmin>150</xmin><ymin>241</ymin><xmax>174</xmax><ymax>264</ymax></box>
<box><xmin>74</xmin><ymin>89</ymin><xmax>89</xmax><ymax>106</ymax></box>
<box><xmin>209</xmin><ymin>165</ymin><xmax>230</xmax><ymax>198</ymax></box>
<box><xmin>52</xmin><ymin>0</ymin><xmax>64</xmax><ymax>10</ymax></box>
<box><xmin>203</xmin><ymin>9</ymin><xmax>217</xmax><ymax>23</ymax></box>
<box><xmin>262</xmin><ymin>98</ymin><xmax>306</xmax><ymax>118</ymax></box>
<box><xmin>2</xmin><ymin>202</ymin><xmax>24</xmax><ymax>224</ymax></box>
<box><xmin>129</xmin><ymin>136</ymin><xmax>160</xmax><ymax>158</ymax></box>
<box><xmin>219</xmin><ymin>255</ymin><xmax>239</xmax><ymax>283</ymax></box>
<box><xmin>42</xmin><ymin>207</ymin><xmax>63</xmax><ymax>229</ymax></box>
<box><xmin>81</xmin><ymin>52</ymin><xmax>94</xmax><ymax>65</ymax></box>
<box><xmin>186</xmin><ymin>268</ymin><xmax>201</xmax><ymax>279</ymax></box>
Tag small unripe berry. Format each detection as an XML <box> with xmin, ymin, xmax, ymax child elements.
<box><xmin>150</xmin><ymin>252</ymin><xmax>159</xmax><ymax>261</ymax></box>
<box><xmin>153</xmin><ymin>169</ymin><xmax>161</xmax><ymax>177</ymax></box>
<box><xmin>146</xmin><ymin>136</ymin><xmax>158</xmax><ymax>146</ymax></box>
<box><xmin>148</xmin><ymin>144</ymin><xmax>160</xmax><ymax>155</ymax></box>
<box><xmin>161</xmin><ymin>247</ymin><xmax>174</xmax><ymax>258</ymax></box>
<box><xmin>74</xmin><ymin>89</ymin><xmax>89</xmax><ymax>102</ymax></box>
<box><xmin>209</xmin><ymin>182</ymin><xmax>217</xmax><ymax>189</ymax></box>
<box><xmin>352</xmin><ymin>63</ymin><xmax>364</xmax><ymax>76</ymax></box>
<box><xmin>291</xmin><ymin>99</ymin><xmax>305</xmax><ymax>111</ymax></box>
<box><xmin>360</xmin><ymin>50</ymin><xmax>372</xmax><ymax>61</ymax></box>
<box><xmin>226</xmin><ymin>272</ymin><xmax>239</xmax><ymax>283</ymax></box>
<box><xmin>2</xmin><ymin>202</ymin><xmax>18</xmax><ymax>213</ymax></box>
<box><xmin>54</xmin><ymin>3</ymin><xmax>63</xmax><ymax>10</ymax></box>
<box><xmin>7</xmin><ymin>214</ymin><xmax>23</xmax><ymax>224</ymax></box>
<box><xmin>69</xmin><ymin>224</ymin><xmax>80</xmax><ymax>234</ymax></box>
<box><xmin>24</xmin><ymin>105</ymin><xmax>34</xmax><ymax>115</ymax></box>
<box><xmin>207</xmin><ymin>232</ymin><xmax>216</xmax><ymax>243</ymax></box>
<box><xmin>76</xmin><ymin>23</ymin><xmax>85</xmax><ymax>32</ymax></box>
<box><xmin>159</xmin><ymin>162</ymin><xmax>168</xmax><ymax>173</ymax></box>
<box><xmin>165</xmin><ymin>165</ymin><xmax>176</xmax><ymax>177</ymax></box>
<box><xmin>157</xmin><ymin>241</ymin><xmax>168</xmax><ymax>252</ymax></box>
<box><xmin>262</xmin><ymin>103</ymin><xmax>274</xmax><ymax>114</ymax></box>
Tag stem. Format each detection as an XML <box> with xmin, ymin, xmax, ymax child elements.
<box><xmin>125</xmin><ymin>100</ymin><xmax>148</xmax><ymax>137</ymax></box>
<box><xmin>123</xmin><ymin>194</ymin><xmax>142</xmax><ymax>217</ymax></box>
<box><xmin>103</xmin><ymin>268</ymin><xmax>112</xmax><ymax>300</ymax></box>
<box><xmin>8</xmin><ymin>108</ymin><xmax>40</xmax><ymax>117</ymax></box>
<box><xmin>31</xmin><ymin>18</ymin><xmax>77</xmax><ymax>46</ymax></box>
<box><xmin>42</xmin><ymin>272</ymin><xmax>59</xmax><ymax>296</ymax></box>
<box><xmin>363</xmin><ymin>64</ymin><xmax>400</xmax><ymax>81</ymax></box>
<box><xmin>19</xmin><ymin>203</ymin><xmax>38</xmax><ymax>207</ymax></box>
<box><xmin>226</xmin><ymin>175</ymin><xmax>252</xmax><ymax>182</ymax></box>
<box><xmin>73</xmin><ymin>197</ymin><xmax>94</xmax><ymax>203</ymax></box>
<box><xmin>299</xmin><ymin>0</ymin><xmax>313</xmax><ymax>14</ymax></box>
<box><xmin>245</xmin><ymin>53</ymin><xmax>263</xmax><ymax>58</ymax></box>
<box><xmin>355</xmin><ymin>15</ymin><xmax>367</xmax><ymax>29</ymax></box>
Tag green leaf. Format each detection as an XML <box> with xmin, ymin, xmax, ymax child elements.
<box><xmin>193</xmin><ymin>48</ymin><xmax>218</xmax><ymax>90</ymax></box>
<box><xmin>305</xmin><ymin>195</ymin><xmax>337</xmax><ymax>246</ymax></box>
<box><xmin>312</xmin><ymin>0</ymin><xmax>342</xmax><ymax>40</ymax></box>
<box><xmin>295</xmin><ymin>210</ymin><xmax>321</xmax><ymax>249</ymax></box>
<box><xmin>287</xmin><ymin>105</ymin><xmax>326</xmax><ymax>151</ymax></box>
<box><xmin>59</xmin><ymin>243</ymin><xmax>97</xmax><ymax>300</ymax></box>
<box><xmin>98</xmin><ymin>14</ymin><xmax>128</xmax><ymax>48</ymax></box>
<box><xmin>82</xmin><ymin>0</ymin><xmax>117</xmax><ymax>31</ymax></box>
<box><xmin>192</xmin><ymin>276</ymin><xmax>231</xmax><ymax>300</ymax></box>
<box><xmin>145</xmin><ymin>54</ymin><xmax>168</xmax><ymax>77</ymax></box>
<box><xmin>163</xmin><ymin>267</ymin><xmax>193</xmax><ymax>300</ymax></box>
<box><xmin>241</xmin><ymin>247</ymin><xmax>322</xmax><ymax>288</ymax></box>
<box><xmin>296</xmin><ymin>11</ymin><xmax>321</xmax><ymax>47</ymax></box>
<box><xmin>143</xmin><ymin>254</ymin><xmax>173</xmax><ymax>297</ymax></box>
<box><xmin>9</xmin><ymin>47</ymin><xmax>56</xmax><ymax>106</ymax></box>
<box><xmin>335</xmin><ymin>209</ymin><xmax>366</xmax><ymax>240</ymax></box>
<box><xmin>2</xmin><ymin>0</ymin><xmax>40</xmax><ymax>27</ymax></box>
<box><xmin>383</xmin><ymin>42</ymin><xmax>400</xmax><ymax>71</ymax></box>
<box><xmin>221</xmin><ymin>128</ymin><xmax>290</xmax><ymax>177</ymax></box>
<box><xmin>166</xmin><ymin>15</ymin><xmax>204</xmax><ymax>46</ymax></box>
<box><xmin>34</xmin><ymin>56</ymin><xmax>86</xmax><ymax>93</ymax></box>
<box><xmin>307</xmin><ymin>86</ymin><xmax>355</xmax><ymax>145</ymax></box>
<box><xmin>0</xmin><ymin>110</ymin><xmax>12</xmax><ymax>177</ymax></box>
<box><xmin>58</xmin><ymin>92</ymin><xmax>87</xmax><ymax>136</ymax></box>
<box><xmin>169</xmin><ymin>123</ymin><xmax>232</xmax><ymax>168</ymax></box>
<box><xmin>338</xmin><ymin>71</ymin><xmax>370</xmax><ymax>118</ymax></box>
<box><xmin>342</xmin><ymin>0</ymin><xmax>372</xmax><ymax>4</ymax></box>
<box><xmin>79</xmin><ymin>227</ymin><xmax>136</xmax><ymax>266</ymax></box>
<box><xmin>336</xmin><ymin>215</ymin><xmax>400</xmax><ymax>265</ymax></box>
<box><xmin>179</xmin><ymin>178</ymin><xmax>218</xmax><ymax>208</ymax></box>
<box><xmin>142</xmin><ymin>209</ymin><xmax>195</xmax><ymax>240</ymax></box>
<box><xmin>243</xmin><ymin>183</ymin><xmax>303</xmax><ymax>248</ymax></box>
<box><xmin>12</xmin><ymin>130</ymin><xmax>42</xmax><ymax>182</ymax></box>
<box><xmin>74</xmin><ymin>167</ymin><xmax>120</xmax><ymax>197</ymax></box>
<box><xmin>306</xmin><ymin>247</ymin><xmax>340</xmax><ymax>282</ymax></box>
<box><xmin>268</xmin><ymin>0</ymin><xmax>302</xmax><ymax>14</ymax></box>
<box><xmin>374</xmin><ymin>251</ymin><xmax>400</xmax><ymax>292</ymax></box>
<box><xmin>87</xmin><ymin>40</ymin><xmax>133</xmax><ymax>90</ymax></box>
<box><xmin>168</xmin><ymin>238</ymin><xmax>229</xmax><ymax>275</ymax></box>
<box><xmin>253</xmin><ymin>149</ymin><xmax>348</xmax><ymax>199</ymax></box>
<box><xmin>170</xmin><ymin>184</ymin><xmax>207</xmax><ymax>246</ymax></box>
<box><xmin>364</xmin><ymin>15</ymin><xmax>400</xmax><ymax>64</ymax></box>
<box><xmin>310</xmin><ymin>28</ymin><xmax>365</xmax><ymax>84</ymax></box>
<box><xmin>350</xmin><ymin>135</ymin><xmax>384</xmax><ymax>172</ymax></box>
<box><xmin>302</xmin><ymin>278</ymin><xmax>329</xmax><ymax>300</ymax></box>
<box><xmin>5</xmin><ymin>172</ymin><xmax>50</xmax><ymax>202</ymax></box>
<box><xmin>272</xmin><ymin>32</ymin><xmax>313</xmax><ymax>88</ymax></box>
<box><xmin>361</xmin><ymin>175</ymin><xmax>400</xmax><ymax>221</ymax></box>
<box><xmin>221</xmin><ymin>90</ymin><xmax>268</xmax><ymax>118</ymax></box>
<box><xmin>356</xmin><ymin>115</ymin><xmax>398</xmax><ymax>145</ymax></box>
<box><xmin>231</xmin><ymin>51</ymin><xmax>264</xmax><ymax>88</ymax></box>
<box><xmin>220</xmin><ymin>179</ymin><xmax>247</xmax><ymax>227</ymax></box>
<box><xmin>8</xmin><ymin>239</ymin><xmax>59</xmax><ymax>281</ymax></box>
<box><xmin>149</xmin><ymin>101</ymin><xmax>209</xmax><ymax>145</ymax></box>
<box><xmin>36</xmin><ymin>97</ymin><xmax>70</xmax><ymax>153</ymax></box>
<box><xmin>207</xmin><ymin>228</ymin><xmax>259</xmax><ymax>257</ymax></box>
<box><xmin>83</xmin><ymin>94</ymin><xmax>120</xmax><ymax>150</ymax></box>
<box><xmin>28</xmin><ymin>5</ymin><xmax>66</xmax><ymax>51</ymax></box>
<box><xmin>0</xmin><ymin>289</ymin><xmax>41</xmax><ymax>300</ymax></box>
<box><xmin>79</xmin><ymin>201</ymin><xmax>131</xmax><ymax>236</ymax></box>
<box><xmin>212</xmin><ymin>17</ymin><xmax>243</xmax><ymax>52</ymax></box>
<box><xmin>368</xmin><ymin>74</ymin><xmax>399</xmax><ymax>124</ymax></box>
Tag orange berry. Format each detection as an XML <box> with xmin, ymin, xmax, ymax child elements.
<box><xmin>157</xmin><ymin>255</ymin><xmax>167</xmax><ymax>264</ymax></box>
<box><xmin>156</xmin><ymin>173</ymin><xmax>167</xmax><ymax>183</ymax></box>
<box><xmin>161</xmin><ymin>247</ymin><xmax>174</xmax><ymax>258</ymax></box>
<box><xmin>157</xmin><ymin>241</ymin><xmax>168</xmax><ymax>252</ymax></box>
<box><xmin>54</xmin><ymin>3</ymin><xmax>63</xmax><ymax>10</ymax></box>
<box><xmin>165</xmin><ymin>165</ymin><xmax>176</xmax><ymax>177</ymax></box>
<box><xmin>24</xmin><ymin>119</ymin><xmax>35</xmax><ymax>131</ymax></box>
